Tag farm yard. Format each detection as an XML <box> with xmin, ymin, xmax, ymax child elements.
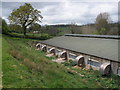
<box><xmin>2</xmin><ymin>35</ymin><xmax>120</xmax><ymax>88</ymax></box>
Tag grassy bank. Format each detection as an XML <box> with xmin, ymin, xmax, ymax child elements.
<box><xmin>2</xmin><ymin>35</ymin><xmax>120</xmax><ymax>88</ymax></box>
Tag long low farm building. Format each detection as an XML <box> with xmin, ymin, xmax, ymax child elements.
<box><xmin>36</xmin><ymin>34</ymin><xmax>120</xmax><ymax>76</ymax></box>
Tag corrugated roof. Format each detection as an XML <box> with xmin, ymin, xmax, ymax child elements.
<box><xmin>40</xmin><ymin>35</ymin><xmax>119</xmax><ymax>62</ymax></box>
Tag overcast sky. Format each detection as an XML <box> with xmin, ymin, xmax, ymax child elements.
<box><xmin>1</xmin><ymin>0</ymin><xmax>119</xmax><ymax>25</ymax></box>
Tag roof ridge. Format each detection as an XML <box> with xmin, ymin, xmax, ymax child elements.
<box><xmin>65</xmin><ymin>34</ymin><xmax>120</xmax><ymax>39</ymax></box>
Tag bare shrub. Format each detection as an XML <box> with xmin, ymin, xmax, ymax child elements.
<box><xmin>23</xmin><ymin>58</ymin><xmax>38</xmax><ymax>70</ymax></box>
<box><xmin>9</xmin><ymin>49</ymin><xmax>23</xmax><ymax>60</ymax></box>
<box><xmin>9</xmin><ymin>49</ymin><xmax>43</xmax><ymax>73</ymax></box>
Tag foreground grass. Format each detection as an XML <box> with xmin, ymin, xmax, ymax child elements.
<box><xmin>2</xmin><ymin>35</ymin><xmax>120</xmax><ymax>88</ymax></box>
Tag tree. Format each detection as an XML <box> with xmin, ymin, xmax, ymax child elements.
<box><xmin>2</xmin><ymin>18</ymin><xmax>9</xmax><ymax>34</ymax></box>
<box><xmin>8</xmin><ymin>3</ymin><xmax>43</xmax><ymax>36</ymax></box>
<box><xmin>29</xmin><ymin>23</ymin><xmax>41</xmax><ymax>33</ymax></box>
<box><xmin>41</xmin><ymin>25</ymin><xmax>60</xmax><ymax>36</ymax></box>
<box><xmin>47</xmin><ymin>26</ymin><xmax>60</xmax><ymax>36</ymax></box>
<box><xmin>95</xmin><ymin>12</ymin><xmax>111</xmax><ymax>35</ymax></box>
<box><xmin>9</xmin><ymin>24</ymin><xmax>23</xmax><ymax>33</ymax></box>
<box><xmin>69</xmin><ymin>22</ymin><xmax>77</xmax><ymax>34</ymax></box>
<box><xmin>0</xmin><ymin>17</ymin><xmax>2</xmax><ymax>34</ymax></box>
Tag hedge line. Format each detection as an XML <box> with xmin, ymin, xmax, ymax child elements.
<box><xmin>3</xmin><ymin>33</ymin><xmax>53</xmax><ymax>40</ymax></box>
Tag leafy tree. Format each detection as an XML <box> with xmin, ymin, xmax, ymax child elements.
<box><xmin>43</xmin><ymin>25</ymin><xmax>60</xmax><ymax>36</ymax></box>
<box><xmin>2</xmin><ymin>18</ymin><xmax>9</xmax><ymax>34</ymax></box>
<box><xmin>8</xmin><ymin>3</ymin><xmax>43</xmax><ymax>36</ymax></box>
<box><xmin>9</xmin><ymin>24</ymin><xmax>23</xmax><ymax>33</ymax></box>
<box><xmin>0</xmin><ymin>17</ymin><xmax>2</xmax><ymax>34</ymax></box>
<box><xmin>95</xmin><ymin>12</ymin><xmax>111</xmax><ymax>35</ymax></box>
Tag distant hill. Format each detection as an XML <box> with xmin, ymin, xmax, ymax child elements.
<box><xmin>43</xmin><ymin>23</ymin><xmax>118</xmax><ymax>35</ymax></box>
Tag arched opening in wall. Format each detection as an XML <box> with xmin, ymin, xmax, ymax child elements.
<box><xmin>76</xmin><ymin>56</ymin><xmax>85</xmax><ymax>67</ymax></box>
<box><xmin>49</xmin><ymin>48</ymin><xmax>55</xmax><ymax>55</ymax></box>
<box><xmin>60</xmin><ymin>51</ymin><xmax>67</xmax><ymax>60</ymax></box>
<box><xmin>99</xmin><ymin>63</ymin><xmax>111</xmax><ymax>76</ymax></box>
<box><xmin>36</xmin><ymin>43</ymin><xmax>41</xmax><ymax>49</ymax></box>
<box><xmin>41</xmin><ymin>45</ymin><xmax>47</xmax><ymax>52</ymax></box>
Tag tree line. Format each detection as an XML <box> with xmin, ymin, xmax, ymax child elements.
<box><xmin>1</xmin><ymin>3</ymin><xmax>119</xmax><ymax>37</ymax></box>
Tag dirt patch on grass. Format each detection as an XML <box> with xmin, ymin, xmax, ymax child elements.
<box><xmin>46</xmin><ymin>53</ymin><xmax>54</xmax><ymax>57</ymax></box>
<box><xmin>9</xmin><ymin>49</ymin><xmax>42</xmax><ymax>72</ymax></box>
<box><xmin>52</xmin><ymin>58</ymin><xmax>66</xmax><ymax>64</ymax></box>
<box><xmin>9</xmin><ymin>49</ymin><xmax>23</xmax><ymax>60</ymax></box>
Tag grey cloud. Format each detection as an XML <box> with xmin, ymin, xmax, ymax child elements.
<box><xmin>1</xmin><ymin>1</ymin><xmax>118</xmax><ymax>25</ymax></box>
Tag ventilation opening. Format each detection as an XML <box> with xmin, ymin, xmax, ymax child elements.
<box><xmin>41</xmin><ymin>46</ymin><xmax>47</xmax><ymax>52</ymax></box>
<box><xmin>60</xmin><ymin>51</ymin><xmax>67</xmax><ymax>60</ymax></box>
<box><xmin>100</xmin><ymin>63</ymin><xmax>111</xmax><ymax>76</ymax></box>
<box><xmin>36</xmin><ymin>43</ymin><xmax>41</xmax><ymax>49</ymax></box>
<box><xmin>49</xmin><ymin>48</ymin><xmax>55</xmax><ymax>55</ymax></box>
<box><xmin>76</xmin><ymin>56</ymin><xmax>85</xmax><ymax>67</ymax></box>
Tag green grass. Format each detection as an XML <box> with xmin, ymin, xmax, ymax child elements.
<box><xmin>2</xmin><ymin>35</ymin><xmax>120</xmax><ymax>88</ymax></box>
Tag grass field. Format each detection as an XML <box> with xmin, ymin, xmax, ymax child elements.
<box><xmin>2</xmin><ymin>35</ymin><xmax>120</xmax><ymax>88</ymax></box>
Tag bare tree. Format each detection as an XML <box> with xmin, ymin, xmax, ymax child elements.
<box><xmin>95</xmin><ymin>12</ymin><xmax>111</xmax><ymax>35</ymax></box>
<box><xmin>69</xmin><ymin>22</ymin><xmax>77</xmax><ymax>34</ymax></box>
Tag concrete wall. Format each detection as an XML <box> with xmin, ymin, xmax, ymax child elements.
<box><xmin>111</xmin><ymin>61</ymin><xmax>119</xmax><ymax>75</ymax></box>
<box><xmin>118</xmin><ymin>63</ymin><xmax>120</xmax><ymax>76</ymax></box>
